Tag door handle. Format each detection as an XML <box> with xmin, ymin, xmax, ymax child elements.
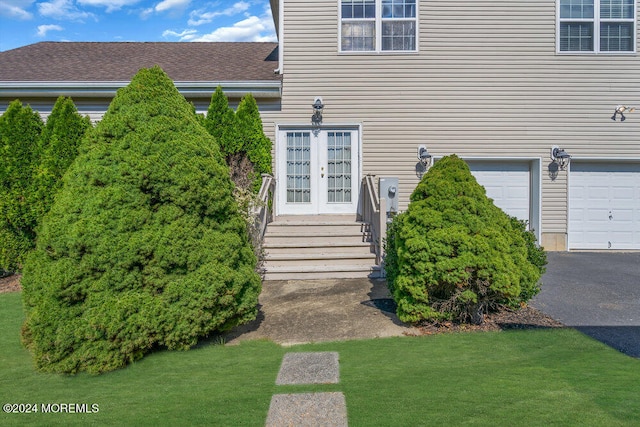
<box><xmin>321</xmin><ymin>166</ymin><xmax>325</xmax><ymax>178</ymax></box>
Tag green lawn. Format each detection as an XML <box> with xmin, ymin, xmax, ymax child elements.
<box><xmin>1</xmin><ymin>291</ymin><xmax>639</xmax><ymax>426</ymax></box>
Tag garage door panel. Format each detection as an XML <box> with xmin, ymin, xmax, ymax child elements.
<box><xmin>586</xmin><ymin>208</ymin><xmax>609</xmax><ymax>221</ymax></box>
<box><xmin>569</xmin><ymin>162</ymin><xmax>640</xmax><ymax>250</ymax></box>
<box><xmin>612</xmin><ymin>186</ymin><xmax>635</xmax><ymax>200</ymax></box>
<box><xmin>587</xmin><ymin>186</ymin><xmax>610</xmax><ymax>200</ymax></box>
<box><xmin>613</xmin><ymin>209</ymin><xmax>634</xmax><ymax>222</ymax></box>
<box><xmin>469</xmin><ymin>162</ymin><xmax>530</xmax><ymax>223</ymax></box>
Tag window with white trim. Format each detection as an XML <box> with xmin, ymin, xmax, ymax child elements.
<box><xmin>558</xmin><ymin>0</ymin><xmax>636</xmax><ymax>53</ymax></box>
<box><xmin>341</xmin><ymin>0</ymin><xmax>417</xmax><ymax>52</ymax></box>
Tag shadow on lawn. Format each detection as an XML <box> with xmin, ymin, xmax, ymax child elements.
<box><xmin>197</xmin><ymin>304</ymin><xmax>266</xmax><ymax>347</ymax></box>
<box><xmin>573</xmin><ymin>326</ymin><xmax>640</xmax><ymax>359</ymax></box>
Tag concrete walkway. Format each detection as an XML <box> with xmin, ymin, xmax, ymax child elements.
<box><xmin>224</xmin><ymin>278</ymin><xmax>417</xmax><ymax>345</ymax></box>
<box><xmin>266</xmin><ymin>352</ymin><xmax>347</xmax><ymax>426</ymax></box>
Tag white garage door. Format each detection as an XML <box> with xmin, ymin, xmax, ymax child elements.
<box><xmin>569</xmin><ymin>162</ymin><xmax>640</xmax><ymax>250</ymax></box>
<box><xmin>468</xmin><ymin>161</ymin><xmax>530</xmax><ymax>222</ymax></box>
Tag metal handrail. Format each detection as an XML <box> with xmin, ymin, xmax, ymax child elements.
<box><xmin>361</xmin><ymin>175</ymin><xmax>386</xmax><ymax>266</ymax></box>
<box><xmin>254</xmin><ymin>174</ymin><xmax>275</xmax><ymax>240</ymax></box>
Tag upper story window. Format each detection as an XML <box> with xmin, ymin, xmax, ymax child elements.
<box><xmin>341</xmin><ymin>0</ymin><xmax>417</xmax><ymax>52</ymax></box>
<box><xmin>558</xmin><ymin>0</ymin><xmax>636</xmax><ymax>53</ymax></box>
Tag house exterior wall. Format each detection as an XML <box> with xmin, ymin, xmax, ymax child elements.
<box><xmin>263</xmin><ymin>0</ymin><xmax>640</xmax><ymax>250</ymax></box>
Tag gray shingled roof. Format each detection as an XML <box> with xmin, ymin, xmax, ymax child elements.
<box><xmin>0</xmin><ymin>42</ymin><xmax>280</xmax><ymax>82</ymax></box>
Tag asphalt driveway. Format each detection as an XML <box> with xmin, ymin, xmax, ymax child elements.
<box><xmin>532</xmin><ymin>252</ymin><xmax>640</xmax><ymax>358</ymax></box>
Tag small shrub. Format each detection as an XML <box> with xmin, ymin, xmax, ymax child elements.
<box><xmin>21</xmin><ymin>66</ymin><xmax>261</xmax><ymax>374</ymax></box>
<box><xmin>385</xmin><ymin>155</ymin><xmax>546</xmax><ymax>324</ymax></box>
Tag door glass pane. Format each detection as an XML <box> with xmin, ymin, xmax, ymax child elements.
<box><xmin>286</xmin><ymin>132</ymin><xmax>311</xmax><ymax>203</ymax></box>
<box><xmin>327</xmin><ymin>132</ymin><xmax>352</xmax><ymax>203</ymax></box>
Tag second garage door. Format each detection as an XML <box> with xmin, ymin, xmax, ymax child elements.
<box><xmin>468</xmin><ymin>161</ymin><xmax>531</xmax><ymax>223</ymax></box>
<box><xmin>569</xmin><ymin>162</ymin><xmax>640</xmax><ymax>250</ymax></box>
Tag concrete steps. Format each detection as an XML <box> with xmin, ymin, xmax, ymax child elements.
<box><xmin>262</xmin><ymin>215</ymin><xmax>380</xmax><ymax>281</ymax></box>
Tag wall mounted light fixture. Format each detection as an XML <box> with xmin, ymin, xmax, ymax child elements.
<box><xmin>417</xmin><ymin>145</ymin><xmax>432</xmax><ymax>168</ymax></box>
<box><xmin>611</xmin><ymin>105</ymin><xmax>635</xmax><ymax>121</ymax></box>
<box><xmin>551</xmin><ymin>146</ymin><xmax>571</xmax><ymax>170</ymax></box>
<box><xmin>311</xmin><ymin>97</ymin><xmax>324</xmax><ymax>128</ymax></box>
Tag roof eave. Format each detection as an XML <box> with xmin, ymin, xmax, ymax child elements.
<box><xmin>0</xmin><ymin>80</ymin><xmax>282</xmax><ymax>99</ymax></box>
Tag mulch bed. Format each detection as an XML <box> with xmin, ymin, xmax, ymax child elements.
<box><xmin>417</xmin><ymin>305</ymin><xmax>565</xmax><ymax>335</ymax></box>
<box><xmin>0</xmin><ymin>273</ymin><xmax>21</xmax><ymax>294</ymax></box>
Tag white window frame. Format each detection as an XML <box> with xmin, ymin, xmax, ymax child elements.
<box><xmin>557</xmin><ymin>0</ymin><xmax>637</xmax><ymax>54</ymax></box>
<box><xmin>339</xmin><ymin>0</ymin><xmax>419</xmax><ymax>54</ymax></box>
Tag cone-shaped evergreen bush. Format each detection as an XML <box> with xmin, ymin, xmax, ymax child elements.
<box><xmin>30</xmin><ymin>97</ymin><xmax>91</xmax><ymax>221</ymax></box>
<box><xmin>0</xmin><ymin>100</ymin><xmax>44</xmax><ymax>272</ymax></box>
<box><xmin>21</xmin><ymin>66</ymin><xmax>261</xmax><ymax>374</ymax></box>
<box><xmin>203</xmin><ymin>89</ymin><xmax>272</xmax><ymax>192</ymax></box>
<box><xmin>385</xmin><ymin>155</ymin><xmax>545</xmax><ymax>324</ymax></box>
<box><xmin>235</xmin><ymin>93</ymin><xmax>273</xmax><ymax>189</ymax></box>
<box><xmin>204</xmin><ymin>86</ymin><xmax>238</xmax><ymax>155</ymax></box>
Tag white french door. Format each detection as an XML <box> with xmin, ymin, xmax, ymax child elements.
<box><xmin>277</xmin><ymin>128</ymin><xmax>359</xmax><ymax>215</ymax></box>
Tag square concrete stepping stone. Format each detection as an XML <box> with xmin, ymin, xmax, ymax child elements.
<box><xmin>265</xmin><ymin>392</ymin><xmax>348</xmax><ymax>427</ymax></box>
<box><xmin>276</xmin><ymin>352</ymin><xmax>339</xmax><ymax>385</ymax></box>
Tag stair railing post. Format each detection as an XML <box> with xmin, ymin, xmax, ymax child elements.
<box><xmin>378</xmin><ymin>197</ymin><xmax>386</xmax><ymax>267</ymax></box>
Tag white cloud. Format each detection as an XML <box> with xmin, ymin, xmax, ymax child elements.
<box><xmin>77</xmin><ymin>0</ymin><xmax>142</xmax><ymax>13</ymax></box>
<box><xmin>37</xmin><ymin>23</ymin><xmax>63</xmax><ymax>36</ymax></box>
<box><xmin>0</xmin><ymin>0</ymin><xmax>34</xmax><ymax>19</ymax></box>
<box><xmin>188</xmin><ymin>1</ymin><xmax>250</xmax><ymax>27</ymax></box>
<box><xmin>38</xmin><ymin>0</ymin><xmax>95</xmax><ymax>20</ymax></box>
<box><xmin>155</xmin><ymin>0</ymin><xmax>190</xmax><ymax>13</ymax></box>
<box><xmin>162</xmin><ymin>28</ymin><xmax>196</xmax><ymax>40</ymax></box>
<box><xmin>191</xmin><ymin>14</ymin><xmax>276</xmax><ymax>42</ymax></box>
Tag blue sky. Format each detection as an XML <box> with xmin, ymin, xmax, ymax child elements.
<box><xmin>0</xmin><ymin>0</ymin><xmax>277</xmax><ymax>52</ymax></box>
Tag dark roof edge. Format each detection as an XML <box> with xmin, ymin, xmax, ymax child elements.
<box><xmin>0</xmin><ymin>80</ymin><xmax>282</xmax><ymax>99</ymax></box>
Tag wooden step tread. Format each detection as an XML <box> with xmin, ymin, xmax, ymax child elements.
<box><xmin>263</xmin><ymin>241</ymin><xmax>372</xmax><ymax>249</ymax></box>
<box><xmin>265</xmin><ymin>252</ymin><xmax>375</xmax><ymax>261</ymax></box>
<box><xmin>262</xmin><ymin>264</ymin><xmax>377</xmax><ymax>273</ymax></box>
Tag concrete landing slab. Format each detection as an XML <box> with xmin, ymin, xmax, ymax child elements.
<box><xmin>265</xmin><ymin>392</ymin><xmax>348</xmax><ymax>427</ymax></box>
<box><xmin>224</xmin><ymin>278</ymin><xmax>417</xmax><ymax>345</ymax></box>
<box><xmin>276</xmin><ymin>352</ymin><xmax>340</xmax><ymax>385</ymax></box>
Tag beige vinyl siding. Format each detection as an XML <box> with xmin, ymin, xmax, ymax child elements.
<box><xmin>266</xmin><ymin>0</ymin><xmax>640</xmax><ymax>237</ymax></box>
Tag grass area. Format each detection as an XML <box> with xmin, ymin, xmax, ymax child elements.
<box><xmin>2</xmin><ymin>291</ymin><xmax>639</xmax><ymax>426</ymax></box>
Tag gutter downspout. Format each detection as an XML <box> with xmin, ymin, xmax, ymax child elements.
<box><xmin>274</xmin><ymin>0</ymin><xmax>284</xmax><ymax>75</ymax></box>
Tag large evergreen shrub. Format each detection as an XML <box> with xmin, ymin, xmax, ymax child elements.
<box><xmin>0</xmin><ymin>100</ymin><xmax>44</xmax><ymax>272</ymax></box>
<box><xmin>21</xmin><ymin>66</ymin><xmax>261</xmax><ymax>374</ymax></box>
<box><xmin>385</xmin><ymin>155</ymin><xmax>546</xmax><ymax>324</ymax></box>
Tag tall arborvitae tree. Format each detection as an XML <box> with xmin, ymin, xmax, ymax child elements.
<box><xmin>204</xmin><ymin>86</ymin><xmax>238</xmax><ymax>156</ymax></box>
<box><xmin>203</xmin><ymin>89</ymin><xmax>272</xmax><ymax>193</ymax></box>
<box><xmin>21</xmin><ymin>66</ymin><xmax>261</xmax><ymax>374</ymax></box>
<box><xmin>30</xmin><ymin>96</ymin><xmax>91</xmax><ymax>224</ymax></box>
<box><xmin>235</xmin><ymin>94</ymin><xmax>272</xmax><ymax>192</ymax></box>
<box><xmin>0</xmin><ymin>100</ymin><xmax>44</xmax><ymax>272</ymax></box>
